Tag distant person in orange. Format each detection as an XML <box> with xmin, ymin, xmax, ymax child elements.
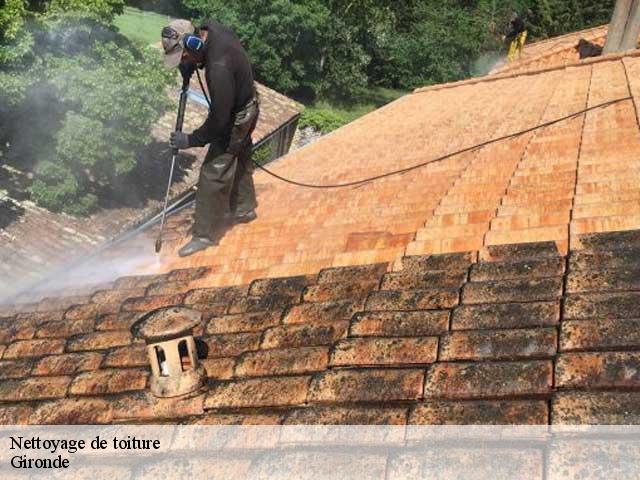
<box><xmin>504</xmin><ymin>12</ymin><xmax>528</xmax><ymax>62</ymax></box>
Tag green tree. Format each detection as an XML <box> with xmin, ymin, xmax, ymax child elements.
<box><xmin>0</xmin><ymin>2</ymin><xmax>174</xmax><ymax>215</ymax></box>
<box><xmin>528</xmin><ymin>0</ymin><xmax>615</xmax><ymax>38</ymax></box>
<box><xmin>182</xmin><ymin>0</ymin><xmax>370</xmax><ymax>100</ymax></box>
<box><xmin>46</xmin><ymin>0</ymin><xmax>125</xmax><ymax>24</ymax></box>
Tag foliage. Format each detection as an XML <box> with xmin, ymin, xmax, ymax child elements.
<box><xmin>527</xmin><ymin>0</ymin><xmax>615</xmax><ymax>38</ymax></box>
<box><xmin>46</xmin><ymin>0</ymin><xmax>125</xmax><ymax>24</ymax></box>
<box><xmin>299</xmin><ymin>108</ymin><xmax>346</xmax><ymax>133</ymax></box>
<box><xmin>252</xmin><ymin>142</ymin><xmax>276</xmax><ymax>166</ymax></box>
<box><xmin>181</xmin><ymin>0</ymin><xmax>618</xmax><ymax>97</ymax></box>
<box><xmin>182</xmin><ymin>0</ymin><xmax>370</xmax><ymax>100</ymax></box>
<box><xmin>301</xmin><ymin>87</ymin><xmax>406</xmax><ymax>133</ymax></box>
<box><xmin>0</xmin><ymin>3</ymin><xmax>174</xmax><ymax>215</ymax></box>
<box><xmin>0</xmin><ymin>0</ymin><xmax>33</xmax><ymax>65</ymax></box>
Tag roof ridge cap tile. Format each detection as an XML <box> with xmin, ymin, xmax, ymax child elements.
<box><xmin>523</xmin><ymin>24</ymin><xmax>607</xmax><ymax>49</ymax></box>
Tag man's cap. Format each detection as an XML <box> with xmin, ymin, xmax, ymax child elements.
<box><xmin>161</xmin><ymin>19</ymin><xmax>195</xmax><ymax>68</ymax></box>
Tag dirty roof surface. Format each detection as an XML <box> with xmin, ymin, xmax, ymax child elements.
<box><xmin>3</xmin><ymin>32</ymin><xmax>640</xmax><ymax>425</ymax></box>
<box><xmin>1</xmin><ymin>230</ymin><xmax>640</xmax><ymax>425</ymax></box>
<box><xmin>0</xmin><ymin>81</ymin><xmax>302</xmax><ymax>303</ymax></box>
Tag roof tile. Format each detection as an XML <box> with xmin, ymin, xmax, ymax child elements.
<box><xmin>184</xmin><ymin>286</ymin><xmax>247</xmax><ymax>306</ymax></box>
<box><xmin>566</xmin><ymin>267</ymin><xmax>640</xmax><ymax>293</ymax></box>
<box><xmin>560</xmin><ymin>319</ymin><xmax>640</xmax><ymax>352</ymax></box>
<box><xmin>67</xmin><ymin>330</ymin><xmax>132</xmax><ymax>352</ymax></box>
<box><xmin>318</xmin><ymin>263</ymin><xmax>388</xmax><ymax>284</ymax></box>
<box><xmin>33</xmin><ymin>352</ymin><xmax>103</xmax><ymax>376</ymax></box>
<box><xmin>112</xmin><ymin>391</ymin><xmax>204</xmax><ymax>421</ymax></box>
<box><xmin>439</xmin><ymin>328</ymin><xmax>557</xmax><ymax>361</ymax></box>
<box><xmin>205</xmin><ymin>311</ymin><xmax>281</xmax><ymax>335</ymax></box>
<box><xmin>400</xmin><ymin>253</ymin><xmax>475</xmax><ymax>273</ymax></box>
<box><xmin>248</xmin><ymin>275</ymin><xmax>313</xmax><ymax>298</ymax></box>
<box><xmin>552</xmin><ymin>391</ymin><xmax>640</xmax><ymax>424</ymax></box>
<box><xmin>235</xmin><ymin>346</ymin><xmax>329</xmax><ymax>377</ymax></box>
<box><xmin>3</xmin><ymin>339</ymin><xmax>65</xmax><ymax>359</ymax></box>
<box><xmin>564</xmin><ymin>292</ymin><xmax>640</xmax><ymax>319</ymax></box>
<box><xmin>29</xmin><ymin>398</ymin><xmax>113</xmax><ymax>425</ymax></box>
<box><xmin>424</xmin><ymin>361</ymin><xmax>553</xmax><ymax>400</ymax></box>
<box><xmin>481</xmin><ymin>241</ymin><xmax>561</xmax><ymax>262</ymax></box>
<box><xmin>469</xmin><ymin>257</ymin><xmax>564</xmax><ymax>282</ymax></box>
<box><xmin>302</xmin><ymin>280</ymin><xmax>379</xmax><ymax>303</ymax></box>
<box><xmin>229</xmin><ymin>293</ymin><xmax>297</xmax><ymax>314</ymax></box>
<box><xmin>7</xmin><ymin>30</ymin><xmax>640</xmax><ymax>426</ymax></box>
<box><xmin>308</xmin><ymin>369</ymin><xmax>424</xmax><ymax>403</ymax></box>
<box><xmin>283</xmin><ymin>300</ymin><xmax>361</xmax><ymax>324</ymax></box>
<box><xmin>569</xmin><ymin>248</ymin><xmax>640</xmax><ymax>271</ymax></box>
<box><xmin>0</xmin><ymin>376</ymin><xmax>71</xmax><ymax>401</ymax></box>
<box><xmin>202</xmin><ymin>333</ymin><xmax>262</xmax><ymax>359</ymax></box>
<box><xmin>330</xmin><ymin>337</ymin><xmax>438</xmax><ymax>366</ymax></box>
<box><xmin>410</xmin><ymin>400</ymin><xmax>548</xmax><ymax>425</ymax></box>
<box><xmin>35</xmin><ymin>317</ymin><xmax>94</xmax><ymax>339</ymax></box>
<box><xmin>284</xmin><ymin>406</ymin><xmax>407</xmax><ymax>425</ymax></box>
<box><xmin>68</xmin><ymin>368</ymin><xmax>148</xmax><ymax>396</ymax></box>
<box><xmin>381</xmin><ymin>270</ymin><xmax>467</xmax><ymax>290</ymax></box>
<box><xmin>0</xmin><ymin>318</ymin><xmax>37</xmax><ymax>344</ymax></box>
<box><xmin>120</xmin><ymin>293</ymin><xmax>185</xmax><ymax>312</ymax></box>
<box><xmin>350</xmin><ymin>311</ymin><xmax>449</xmax><ymax>337</ymax></box>
<box><xmin>0</xmin><ymin>359</ymin><xmax>34</xmax><ymax>379</ymax></box>
<box><xmin>201</xmin><ymin>357</ymin><xmax>235</xmax><ymax>380</ymax></box>
<box><xmin>462</xmin><ymin>277</ymin><xmax>563</xmax><ymax>304</ymax></box>
<box><xmin>205</xmin><ymin>376</ymin><xmax>310</xmax><ymax>409</ymax></box>
<box><xmin>0</xmin><ymin>405</ymin><xmax>34</xmax><ymax>424</ymax></box>
<box><xmin>95</xmin><ymin>311</ymin><xmax>144</xmax><ymax>331</ymax></box>
<box><xmin>103</xmin><ymin>345</ymin><xmax>148</xmax><ymax>368</ymax></box>
<box><xmin>555</xmin><ymin>352</ymin><xmax>640</xmax><ymax>389</ymax></box>
<box><xmin>365</xmin><ymin>288</ymin><xmax>459</xmax><ymax>311</ymax></box>
<box><xmin>192</xmin><ymin>413</ymin><xmax>283</xmax><ymax>425</ymax></box>
<box><xmin>261</xmin><ymin>321</ymin><xmax>348</xmax><ymax>349</ymax></box>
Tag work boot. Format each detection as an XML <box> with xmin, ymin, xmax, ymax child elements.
<box><xmin>234</xmin><ymin>209</ymin><xmax>257</xmax><ymax>224</ymax></box>
<box><xmin>178</xmin><ymin>237</ymin><xmax>216</xmax><ymax>257</ymax></box>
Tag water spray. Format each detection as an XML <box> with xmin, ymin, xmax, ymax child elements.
<box><xmin>155</xmin><ymin>77</ymin><xmax>190</xmax><ymax>254</ymax></box>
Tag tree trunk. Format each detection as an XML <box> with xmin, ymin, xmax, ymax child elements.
<box><xmin>620</xmin><ymin>0</ymin><xmax>640</xmax><ymax>50</ymax></box>
<box><xmin>604</xmin><ymin>0</ymin><xmax>633</xmax><ymax>54</ymax></box>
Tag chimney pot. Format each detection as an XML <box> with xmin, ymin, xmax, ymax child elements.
<box><xmin>134</xmin><ymin>306</ymin><xmax>206</xmax><ymax>398</ymax></box>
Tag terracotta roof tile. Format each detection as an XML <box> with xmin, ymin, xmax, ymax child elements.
<box><xmin>410</xmin><ymin>400</ymin><xmax>548</xmax><ymax>425</ymax></box>
<box><xmin>5</xmin><ymin>28</ymin><xmax>640</xmax><ymax>426</ymax></box>
<box><xmin>1</xmin><ymin>230</ymin><xmax>640</xmax><ymax>424</ymax></box>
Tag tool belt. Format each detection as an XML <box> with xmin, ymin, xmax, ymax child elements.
<box><xmin>227</xmin><ymin>96</ymin><xmax>260</xmax><ymax>156</ymax></box>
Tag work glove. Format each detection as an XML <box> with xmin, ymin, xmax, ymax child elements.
<box><xmin>170</xmin><ymin>131</ymin><xmax>190</xmax><ymax>150</ymax></box>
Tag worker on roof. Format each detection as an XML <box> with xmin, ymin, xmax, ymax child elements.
<box><xmin>504</xmin><ymin>12</ymin><xmax>529</xmax><ymax>62</ymax></box>
<box><xmin>161</xmin><ymin>19</ymin><xmax>259</xmax><ymax>257</ymax></box>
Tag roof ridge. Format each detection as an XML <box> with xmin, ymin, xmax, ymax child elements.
<box><xmin>413</xmin><ymin>48</ymin><xmax>640</xmax><ymax>95</ymax></box>
<box><xmin>523</xmin><ymin>24</ymin><xmax>607</xmax><ymax>49</ymax></box>
<box><xmin>491</xmin><ymin>30</ymin><xmax>609</xmax><ymax>75</ymax></box>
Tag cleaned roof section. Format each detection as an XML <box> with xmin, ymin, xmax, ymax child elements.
<box><xmin>80</xmin><ymin>52</ymin><xmax>640</xmax><ymax>292</ymax></box>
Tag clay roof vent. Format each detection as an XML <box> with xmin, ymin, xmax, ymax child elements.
<box><xmin>134</xmin><ymin>306</ymin><xmax>206</xmax><ymax>398</ymax></box>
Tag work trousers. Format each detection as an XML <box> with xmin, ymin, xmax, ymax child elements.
<box><xmin>192</xmin><ymin>140</ymin><xmax>257</xmax><ymax>240</ymax></box>
<box><xmin>508</xmin><ymin>31</ymin><xmax>528</xmax><ymax>62</ymax></box>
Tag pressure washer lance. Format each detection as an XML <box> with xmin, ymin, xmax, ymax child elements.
<box><xmin>155</xmin><ymin>79</ymin><xmax>190</xmax><ymax>254</ymax></box>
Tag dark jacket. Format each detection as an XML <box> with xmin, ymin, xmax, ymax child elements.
<box><xmin>190</xmin><ymin>20</ymin><xmax>255</xmax><ymax>148</ymax></box>
<box><xmin>505</xmin><ymin>16</ymin><xmax>526</xmax><ymax>43</ymax></box>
